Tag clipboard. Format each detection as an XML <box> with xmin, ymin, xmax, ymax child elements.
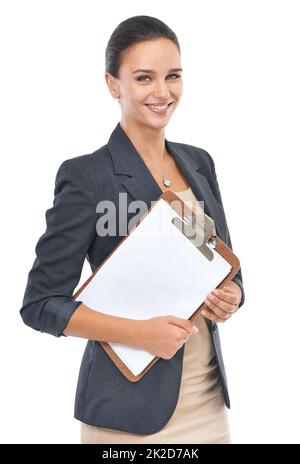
<box><xmin>72</xmin><ymin>191</ymin><xmax>240</xmax><ymax>382</ymax></box>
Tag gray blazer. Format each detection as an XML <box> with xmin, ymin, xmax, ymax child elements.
<box><xmin>20</xmin><ymin>122</ymin><xmax>245</xmax><ymax>435</ymax></box>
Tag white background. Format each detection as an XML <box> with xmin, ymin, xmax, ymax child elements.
<box><xmin>1</xmin><ymin>0</ymin><xmax>299</xmax><ymax>444</ymax></box>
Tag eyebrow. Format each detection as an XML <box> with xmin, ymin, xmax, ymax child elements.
<box><xmin>132</xmin><ymin>68</ymin><xmax>183</xmax><ymax>74</ymax></box>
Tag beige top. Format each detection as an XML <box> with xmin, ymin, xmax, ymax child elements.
<box><xmin>173</xmin><ymin>186</ymin><xmax>202</xmax><ymax>213</ymax></box>
<box><xmin>80</xmin><ymin>187</ymin><xmax>231</xmax><ymax>444</ymax></box>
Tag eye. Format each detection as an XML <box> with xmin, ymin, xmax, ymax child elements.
<box><xmin>168</xmin><ymin>73</ymin><xmax>181</xmax><ymax>80</ymax></box>
<box><xmin>136</xmin><ymin>75</ymin><xmax>151</xmax><ymax>82</ymax></box>
<box><xmin>136</xmin><ymin>73</ymin><xmax>181</xmax><ymax>82</ymax></box>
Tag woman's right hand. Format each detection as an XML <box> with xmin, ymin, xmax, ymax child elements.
<box><xmin>139</xmin><ymin>315</ymin><xmax>199</xmax><ymax>359</ymax></box>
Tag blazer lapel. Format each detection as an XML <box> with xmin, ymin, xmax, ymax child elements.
<box><xmin>107</xmin><ymin>122</ymin><xmax>226</xmax><ymax>240</ymax></box>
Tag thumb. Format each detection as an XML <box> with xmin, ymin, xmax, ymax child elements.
<box><xmin>168</xmin><ymin>316</ymin><xmax>199</xmax><ymax>333</ymax></box>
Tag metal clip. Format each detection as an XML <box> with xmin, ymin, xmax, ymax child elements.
<box><xmin>171</xmin><ymin>209</ymin><xmax>217</xmax><ymax>261</ymax></box>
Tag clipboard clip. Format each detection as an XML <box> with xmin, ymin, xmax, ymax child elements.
<box><xmin>171</xmin><ymin>210</ymin><xmax>217</xmax><ymax>262</ymax></box>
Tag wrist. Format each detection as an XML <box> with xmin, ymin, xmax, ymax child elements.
<box><xmin>128</xmin><ymin>319</ymin><xmax>147</xmax><ymax>349</ymax></box>
<box><xmin>228</xmin><ymin>280</ymin><xmax>242</xmax><ymax>303</ymax></box>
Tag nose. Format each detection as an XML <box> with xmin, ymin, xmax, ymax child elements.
<box><xmin>152</xmin><ymin>78</ymin><xmax>171</xmax><ymax>100</ymax></box>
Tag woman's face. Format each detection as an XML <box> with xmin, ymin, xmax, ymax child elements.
<box><xmin>106</xmin><ymin>38</ymin><xmax>183</xmax><ymax>130</ymax></box>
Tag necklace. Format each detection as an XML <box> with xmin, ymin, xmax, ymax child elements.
<box><xmin>142</xmin><ymin>147</ymin><xmax>172</xmax><ymax>188</ymax></box>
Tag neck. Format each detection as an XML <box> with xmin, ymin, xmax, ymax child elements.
<box><xmin>120</xmin><ymin>118</ymin><xmax>166</xmax><ymax>163</ymax></box>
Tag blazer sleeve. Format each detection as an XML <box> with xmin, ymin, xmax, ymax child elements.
<box><xmin>206</xmin><ymin>152</ymin><xmax>245</xmax><ymax>309</ymax></box>
<box><xmin>19</xmin><ymin>158</ymin><xmax>97</xmax><ymax>337</ymax></box>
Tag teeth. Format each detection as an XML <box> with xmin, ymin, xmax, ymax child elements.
<box><xmin>148</xmin><ymin>104</ymin><xmax>169</xmax><ymax>111</ymax></box>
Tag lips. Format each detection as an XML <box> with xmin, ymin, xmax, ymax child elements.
<box><xmin>145</xmin><ymin>102</ymin><xmax>174</xmax><ymax>107</ymax></box>
<box><xmin>144</xmin><ymin>102</ymin><xmax>174</xmax><ymax>113</ymax></box>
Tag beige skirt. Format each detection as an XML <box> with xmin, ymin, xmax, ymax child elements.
<box><xmin>80</xmin><ymin>314</ymin><xmax>231</xmax><ymax>444</ymax></box>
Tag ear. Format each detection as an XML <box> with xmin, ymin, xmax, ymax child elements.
<box><xmin>105</xmin><ymin>72</ymin><xmax>120</xmax><ymax>99</ymax></box>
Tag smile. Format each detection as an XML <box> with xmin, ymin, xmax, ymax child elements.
<box><xmin>145</xmin><ymin>102</ymin><xmax>174</xmax><ymax>114</ymax></box>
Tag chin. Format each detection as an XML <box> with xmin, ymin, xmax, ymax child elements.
<box><xmin>145</xmin><ymin>120</ymin><xmax>170</xmax><ymax>131</ymax></box>
<box><xmin>144</xmin><ymin>114</ymin><xmax>172</xmax><ymax>128</ymax></box>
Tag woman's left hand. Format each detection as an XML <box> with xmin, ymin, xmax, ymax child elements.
<box><xmin>201</xmin><ymin>281</ymin><xmax>242</xmax><ymax>323</ymax></box>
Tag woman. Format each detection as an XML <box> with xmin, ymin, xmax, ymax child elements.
<box><xmin>20</xmin><ymin>15</ymin><xmax>245</xmax><ymax>444</ymax></box>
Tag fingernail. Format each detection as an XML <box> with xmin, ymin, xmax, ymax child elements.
<box><xmin>192</xmin><ymin>325</ymin><xmax>199</xmax><ymax>332</ymax></box>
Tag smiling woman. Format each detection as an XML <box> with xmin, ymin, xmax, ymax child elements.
<box><xmin>104</xmin><ymin>27</ymin><xmax>188</xmax><ymax>193</ymax></box>
<box><xmin>19</xmin><ymin>14</ymin><xmax>244</xmax><ymax>445</ymax></box>
<box><xmin>78</xmin><ymin>15</ymin><xmax>240</xmax><ymax>444</ymax></box>
<box><xmin>108</xmin><ymin>45</ymin><xmax>182</xmax><ymax>130</ymax></box>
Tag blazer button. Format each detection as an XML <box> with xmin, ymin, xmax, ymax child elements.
<box><xmin>212</xmin><ymin>322</ymin><xmax>218</xmax><ymax>332</ymax></box>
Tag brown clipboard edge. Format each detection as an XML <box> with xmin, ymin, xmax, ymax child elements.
<box><xmin>72</xmin><ymin>190</ymin><xmax>241</xmax><ymax>383</ymax></box>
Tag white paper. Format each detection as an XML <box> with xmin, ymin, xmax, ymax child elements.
<box><xmin>75</xmin><ymin>198</ymin><xmax>231</xmax><ymax>375</ymax></box>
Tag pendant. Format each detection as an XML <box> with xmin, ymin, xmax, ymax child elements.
<box><xmin>163</xmin><ymin>176</ymin><xmax>172</xmax><ymax>187</ymax></box>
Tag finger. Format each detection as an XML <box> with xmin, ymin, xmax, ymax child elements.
<box><xmin>212</xmin><ymin>288</ymin><xmax>240</xmax><ymax>305</ymax></box>
<box><xmin>169</xmin><ymin>316</ymin><xmax>196</xmax><ymax>334</ymax></box>
<box><xmin>206</xmin><ymin>292</ymin><xmax>238</xmax><ymax>313</ymax></box>
<box><xmin>204</xmin><ymin>299</ymin><xmax>232</xmax><ymax>319</ymax></box>
<box><xmin>204</xmin><ymin>293</ymin><xmax>233</xmax><ymax>317</ymax></box>
<box><xmin>215</xmin><ymin>285</ymin><xmax>234</xmax><ymax>295</ymax></box>
<box><xmin>201</xmin><ymin>308</ymin><xmax>227</xmax><ymax>323</ymax></box>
